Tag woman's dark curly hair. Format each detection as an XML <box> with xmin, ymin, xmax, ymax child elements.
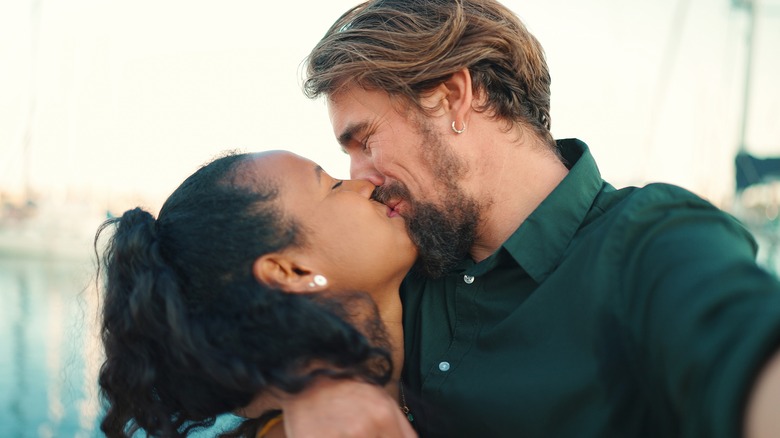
<box><xmin>94</xmin><ymin>152</ymin><xmax>392</xmax><ymax>437</ymax></box>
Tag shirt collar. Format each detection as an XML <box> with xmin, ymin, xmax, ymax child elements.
<box><xmin>501</xmin><ymin>138</ymin><xmax>604</xmax><ymax>283</ymax></box>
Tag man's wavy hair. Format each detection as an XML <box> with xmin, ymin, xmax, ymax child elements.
<box><xmin>95</xmin><ymin>152</ymin><xmax>392</xmax><ymax>437</ymax></box>
<box><xmin>304</xmin><ymin>0</ymin><xmax>554</xmax><ymax>148</ymax></box>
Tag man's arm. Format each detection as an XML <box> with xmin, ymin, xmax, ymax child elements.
<box><xmin>745</xmin><ymin>348</ymin><xmax>780</xmax><ymax>438</ymax></box>
<box><xmin>281</xmin><ymin>377</ymin><xmax>417</xmax><ymax>438</ymax></box>
<box><xmin>615</xmin><ymin>186</ymin><xmax>780</xmax><ymax>436</ymax></box>
<box><xmin>239</xmin><ymin>377</ymin><xmax>416</xmax><ymax>437</ymax></box>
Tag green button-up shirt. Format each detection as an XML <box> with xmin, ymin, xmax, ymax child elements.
<box><xmin>400</xmin><ymin>139</ymin><xmax>780</xmax><ymax>437</ymax></box>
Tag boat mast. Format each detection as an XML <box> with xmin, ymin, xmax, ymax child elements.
<box><xmin>22</xmin><ymin>0</ymin><xmax>43</xmax><ymax>204</ymax></box>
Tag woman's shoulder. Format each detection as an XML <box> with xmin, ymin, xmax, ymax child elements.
<box><xmin>256</xmin><ymin>413</ymin><xmax>285</xmax><ymax>438</ymax></box>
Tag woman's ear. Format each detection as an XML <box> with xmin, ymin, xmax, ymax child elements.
<box><xmin>253</xmin><ymin>253</ymin><xmax>317</xmax><ymax>293</ymax></box>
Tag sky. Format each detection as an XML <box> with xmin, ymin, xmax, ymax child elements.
<box><xmin>1</xmin><ymin>0</ymin><xmax>779</xmax><ymax>212</ymax></box>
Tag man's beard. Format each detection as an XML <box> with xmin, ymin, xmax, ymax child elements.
<box><xmin>374</xmin><ymin>183</ymin><xmax>478</xmax><ymax>278</ymax></box>
<box><xmin>371</xmin><ymin>119</ymin><xmax>481</xmax><ymax>279</ymax></box>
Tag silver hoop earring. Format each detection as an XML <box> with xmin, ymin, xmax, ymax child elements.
<box><xmin>313</xmin><ymin>274</ymin><xmax>328</xmax><ymax>287</ymax></box>
<box><xmin>451</xmin><ymin>120</ymin><xmax>466</xmax><ymax>134</ymax></box>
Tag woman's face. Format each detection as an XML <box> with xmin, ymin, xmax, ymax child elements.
<box><xmin>249</xmin><ymin>151</ymin><xmax>417</xmax><ymax>293</ymax></box>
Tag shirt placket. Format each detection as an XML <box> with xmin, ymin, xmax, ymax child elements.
<box><xmin>420</xmin><ymin>272</ymin><xmax>481</xmax><ymax>401</ymax></box>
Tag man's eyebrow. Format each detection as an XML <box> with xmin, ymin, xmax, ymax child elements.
<box><xmin>336</xmin><ymin>121</ymin><xmax>370</xmax><ymax>149</ymax></box>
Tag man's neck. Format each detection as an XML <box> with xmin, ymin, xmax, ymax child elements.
<box><xmin>467</xmin><ymin>136</ymin><xmax>569</xmax><ymax>263</ymax></box>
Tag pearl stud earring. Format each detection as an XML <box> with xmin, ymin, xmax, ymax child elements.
<box><xmin>308</xmin><ymin>274</ymin><xmax>328</xmax><ymax>288</ymax></box>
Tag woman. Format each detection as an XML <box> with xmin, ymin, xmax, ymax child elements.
<box><xmin>95</xmin><ymin>150</ymin><xmax>417</xmax><ymax>437</ymax></box>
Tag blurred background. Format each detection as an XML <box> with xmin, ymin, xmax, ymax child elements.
<box><xmin>1</xmin><ymin>0</ymin><xmax>778</xmax><ymax>436</ymax></box>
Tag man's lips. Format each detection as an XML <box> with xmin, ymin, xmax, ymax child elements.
<box><xmin>385</xmin><ymin>199</ymin><xmax>402</xmax><ymax>218</ymax></box>
<box><xmin>370</xmin><ymin>185</ymin><xmax>405</xmax><ymax>218</ymax></box>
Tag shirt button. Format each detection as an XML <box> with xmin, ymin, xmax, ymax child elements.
<box><xmin>463</xmin><ymin>275</ymin><xmax>475</xmax><ymax>284</ymax></box>
<box><xmin>438</xmin><ymin>361</ymin><xmax>451</xmax><ymax>372</ymax></box>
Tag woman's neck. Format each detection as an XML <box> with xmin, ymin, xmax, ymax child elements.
<box><xmin>372</xmin><ymin>285</ymin><xmax>404</xmax><ymax>401</ymax></box>
<box><xmin>236</xmin><ymin>284</ymin><xmax>406</xmax><ymax>419</ymax></box>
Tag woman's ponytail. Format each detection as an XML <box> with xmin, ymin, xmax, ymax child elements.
<box><xmin>97</xmin><ymin>207</ymin><xmax>195</xmax><ymax>437</ymax></box>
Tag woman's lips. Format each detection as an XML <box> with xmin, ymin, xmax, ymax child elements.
<box><xmin>385</xmin><ymin>199</ymin><xmax>402</xmax><ymax>218</ymax></box>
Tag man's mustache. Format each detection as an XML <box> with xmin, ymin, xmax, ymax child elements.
<box><xmin>370</xmin><ymin>183</ymin><xmax>410</xmax><ymax>204</ymax></box>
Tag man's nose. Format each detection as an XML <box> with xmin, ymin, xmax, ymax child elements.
<box><xmin>350</xmin><ymin>155</ymin><xmax>385</xmax><ymax>187</ymax></box>
<box><xmin>340</xmin><ymin>178</ymin><xmax>376</xmax><ymax>198</ymax></box>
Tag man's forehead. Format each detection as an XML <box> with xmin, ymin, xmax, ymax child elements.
<box><xmin>326</xmin><ymin>91</ymin><xmax>358</xmax><ymax>131</ymax></box>
<box><xmin>327</xmin><ymin>89</ymin><xmax>380</xmax><ymax>135</ymax></box>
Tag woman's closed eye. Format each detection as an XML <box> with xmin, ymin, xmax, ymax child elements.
<box><xmin>331</xmin><ymin>180</ymin><xmax>343</xmax><ymax>190</ymax></box>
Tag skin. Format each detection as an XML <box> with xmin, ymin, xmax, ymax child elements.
<box><xmin>745</xmin><ymin>349</ymin><xmax>780</xmax><ymax>438</ymax></box>
<box><xmin>277</xmin><ymin>70</ymin><xmax>568</xmax><ymax>437</ymax></box>
<box><xmin>239</xmin><ymin>152</ymin><xmax>417</xmax><ymax>437</ymax></box>
<box><xmin>253</xmin><ymin>151</ymin><xmax>415</xmax><ymax>317</ymax></box>
<box><xmin>284</xmin><ymin>68</ymin><xmax>780</xmax><ymax>437</ymax></box>
<box><xmin>327</xmin><ymin>69</ymin><xmax>568</xmax><ymax>262</ymax></box>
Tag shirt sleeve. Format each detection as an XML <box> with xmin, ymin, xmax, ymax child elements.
<box><xmin>615</xmin><ymin>184</ymin><xmax>780</xmax><ymax>438</ymax></box>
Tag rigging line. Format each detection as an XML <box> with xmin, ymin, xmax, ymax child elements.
<box><xmin>641</xmin><ymin>0</ymin><xmax>693</xmax><ymax>181</ymax></box>
<box><xmin>20</xmin><ymin>0</ymin><xmax>43</xmax><ymax>200</ymax></box>
<box><xmin>737</xmin><ymin>0</ymin><xmax>757</xmax><ymax>153</ymax></box>
<box><xmin>1</xmin><ymin>1</ymin><xmax>38</xmax><ymax>189</ymax></box>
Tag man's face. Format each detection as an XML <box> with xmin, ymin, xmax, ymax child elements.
<box><xmin>328</xmin><ymin>87</ymin><xmax>481</xmax><ymax>278</ymax></box>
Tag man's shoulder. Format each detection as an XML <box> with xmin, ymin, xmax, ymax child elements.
<box><xmin>599</xmin><ymin>182</ymin><xmax>721</xmax><ymax>223</ymax></box>
<box><xmin>598</xmin><ymin>182</ymin><xmax>755</xmax><ymax>253</ymax></box>
<box><xmin>629</xmin><ymin>182</ymin><xmax>713</xmax><ymax>205</ymax></box>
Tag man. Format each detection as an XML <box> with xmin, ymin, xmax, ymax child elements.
<box><xmin>279</xmin><ymin>0</ymin><xmax>780</xmax><ymax>436</ymax></box>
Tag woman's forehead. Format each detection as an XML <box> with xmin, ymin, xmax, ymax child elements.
<box><xmin>239</xmin><ymin>151</ymin><xmax>324</xmax><ymax>198</ymax></box>
<box><xmin>244</xmin><ymin>151</ymin><xmax>316</xmax><ymax>176</ymax></box>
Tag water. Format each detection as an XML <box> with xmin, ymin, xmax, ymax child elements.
<box><xmin>0</xmin><ymin>254</ymin><xmax>247</xmax><ymax>437</ymax></box>
<box><xmin>0</xmin><ymin>255</ymin><xmax>101</xmax><ymax>438</ymax></box>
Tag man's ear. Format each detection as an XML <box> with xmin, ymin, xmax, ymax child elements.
<box><xmin>419</xmin><ymin>67</ymin><xmax>474</xmax><ymax>121</ymax></box>
<box><xmin>443</xmin><ymin>68</ymin><xmax>474</xmax><ymax>119</ymax></box>
<box><xmin>252</xmin><ymin>253</ymin><xmax>316</xmax><ymax>293</ymax></box>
